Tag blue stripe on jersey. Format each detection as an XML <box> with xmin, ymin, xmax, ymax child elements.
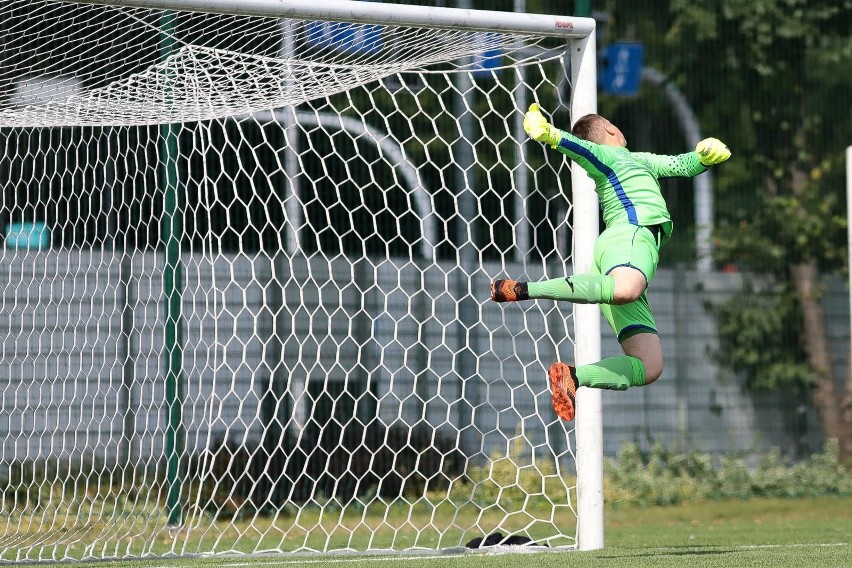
<box><xmin>558</xmin><ymin>137</ymin><xmax>638</xmax><ymax>224</ymax></box>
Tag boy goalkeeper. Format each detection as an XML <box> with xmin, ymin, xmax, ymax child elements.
<box><xmin>491</xmin><ymin>104</ymin><xmax>731</xmax><ymax>422</ymax></box>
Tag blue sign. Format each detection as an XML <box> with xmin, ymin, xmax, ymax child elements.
<box><xmin>601</xmin><ymin>42</ymin><xmax>644</xmax><ymax>96</ymax></box>
<box><xmin>306</xmin><ymin>21</ymin><xmax>384</xmax><ymax>54</ymax></box>
<box><xmin>5</xmin><ymin>222</ymin><xmax>50</xmax><ymax>249</ymax></box>
<box><xmin>473</xmin><ymin>48</ymin><xmax>503</xmax><ymax>77</ymax></box>
<box><xmin>472</xmin><ymin>33</ymin><xmax>503</xmax><ymax>78</ymax></box>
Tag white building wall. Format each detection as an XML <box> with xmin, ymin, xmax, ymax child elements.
<box><xmin>0</xmin><ymin>250</ymin><xmax>829</xmax><ymax>467</ymax></box>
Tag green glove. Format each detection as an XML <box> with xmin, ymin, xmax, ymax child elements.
<box><xmin>523</xmin><ymin>103</ymin><xmax>561</xmax><ymax>148</ymax></box>
<box><xmin>695</xmin><ymin>137</ymin><xmax>731</xmax><ymax>166</ymax></box>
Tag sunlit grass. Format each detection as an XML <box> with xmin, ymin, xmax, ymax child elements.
<box><xmin>6</xmin><ymin>496</ymin><xmax>850</xmax><ymax>568</ymax></box>
<box><xmin>0</xmin><ymin>487</ymin><xmax>576</xmax><ymax>560</ymax></box>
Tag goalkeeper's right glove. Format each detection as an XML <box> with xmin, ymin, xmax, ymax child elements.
<box><xmin>695</xmin><ymin>137</ymin><xmax>731</xmax><ymax>166</ymax></box>
<box><xmin>523</xmin><ymin>103</ymin><xmax>561</xmax><ymax>148</ymax></box>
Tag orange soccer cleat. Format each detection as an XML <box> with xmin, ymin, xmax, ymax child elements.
<box><xmin>490</xmin><ymin>279</ymin><xmax>528</xmax><ymax>302</ymax></box>
<box><xmin>548</xmin><ymin>362</ymin><xmax>578</xmax><ymax>422</ymax></box>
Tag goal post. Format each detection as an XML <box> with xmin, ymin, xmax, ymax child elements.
<box><xmin>0</xmin><ymin>0</ymin><xmax>602</xmax><ymax>559</ymax></box>
<box><xmin>569</xmin><ymin>29</ymin><xmax>604</xmax><ymax>552</ymax></box>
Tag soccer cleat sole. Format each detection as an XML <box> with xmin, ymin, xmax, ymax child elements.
<box><xmin>548</xmin><ymin>362</ymin><xmax>577</xmax><ymax>422</ymax></box>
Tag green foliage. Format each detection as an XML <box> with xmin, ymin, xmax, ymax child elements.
<box><xmin>713</xmin><ymin>185</ymin><xmax>847</xmax><ymax>271</ymax></box>
<box><xmin>663</xmin><ymin>0</ymin><xmax>852</xmax><ymax>271</ymax></box>
<box><xmin>604</xmin><ymin>440</ymin><xmax>852</xmax><ymax>507</ymax></box>
<box><xmin>604</xmin><ymin>442</ymin><xmax>703</xmax><ymax>506</ymax></box>
<box><xmin>442</xmin><ymin>438</ymin><xmax>851</xmax><ymax>511</ymax></box>
<box><xmin>4</xmin><ymin>441</ymin><xmax>850</xmax><ymax>532</ymax></box>
<box><xmin>712</xmin><ymin>284</ymin><xmax>812</xmax><ymax>390</ymax></box>
<box><xmin>444</xmin><ymin>436</ymin><xmax>570</xmax><ymax>511</ymax></box>
<box><xmin>0</xmin><ymin>458</ymin><xmax>159</xmax><ymax>518</ymax></box>
<box><xmin>595</xmin><ymin>0</ymin><xmax>852</xmax><ymax>271</ymax></box>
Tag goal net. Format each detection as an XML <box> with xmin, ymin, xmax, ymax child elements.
<box><xmin>0</xmin><ymin>0</ymin><xmax>600</xmax><ymax>560</ymax></box>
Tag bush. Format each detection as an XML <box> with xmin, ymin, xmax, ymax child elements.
<box><xmin>603</xmin><ymin>440</ymin><xmax>852</xmax><ymax>506</ymax></box>
<box><xmin>448</xmin><ymin>436</ymin><xmax>569</xmax><ymax>511</ymax></box>
<box><xmin>185</xmin><ymin>421</ymin><xmax>465</xmax><ymax>518</ymax></box>
<box><xmin>1</xmin><ymin>458</ymin><xmax>152</xmax><ymax>515</ymax></box>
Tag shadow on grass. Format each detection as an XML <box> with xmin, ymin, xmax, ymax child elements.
<box><xmin>596</xmin><ymin>546</ymin><xmax>735</xmax><ymax>559</ymax></box>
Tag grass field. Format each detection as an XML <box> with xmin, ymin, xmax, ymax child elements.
<box><xmin>25</xmin><ymin>496</ymin><xmax>851</xmax><ymax>568</ymax></box>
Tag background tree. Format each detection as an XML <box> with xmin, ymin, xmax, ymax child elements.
<box><xmin>661</xmin><ymin>0</ymin><xmax>852</xmax><ymax>461</ymax></box>
<box><xmin>400</xmin><ymin>0</ymin><xmax>852</xmax><ymax>459</ymax></box>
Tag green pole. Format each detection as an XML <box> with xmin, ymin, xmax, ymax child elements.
<box><xmin>160</xmin><ymin>11</ymin><xmax>186</xmax><ymax>527</ymax></box>
<box><xmin>575</xmin><ymin>0</ymin><xmax>591</xmax><ymax>17</ymax></box>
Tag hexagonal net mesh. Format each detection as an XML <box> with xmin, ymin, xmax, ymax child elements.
<box><xmin>0</xmin><ymin>0</ymin><xmax>588</xmax><ymax>561</ymax></box>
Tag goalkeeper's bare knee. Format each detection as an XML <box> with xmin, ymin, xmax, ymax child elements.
<box><xmin>610</xmin><ymin>266</ymin><xmax>647</xmax><ymax>305</ymax></box>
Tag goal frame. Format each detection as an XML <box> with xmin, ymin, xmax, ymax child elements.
<box><xmin>64</xmin><ymin>0</ymin><xmax>603</xmax><ymax>551</ymax></box>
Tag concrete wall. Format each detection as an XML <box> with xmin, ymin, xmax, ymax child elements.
<box><xmin>0</xmin><ymin>250</ymin><xmax>834</xmax><ymax>468</ymax></box>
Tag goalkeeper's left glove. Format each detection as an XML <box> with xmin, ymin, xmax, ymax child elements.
<box><xmin>523</xmin><ymin>103</ymin><xmax>562</xmax><ymax>148</ymax></box>
<box><xmin>695</xmin><ymin>137</ymin><xmax>731</xmax><ymax>166</ymax></box>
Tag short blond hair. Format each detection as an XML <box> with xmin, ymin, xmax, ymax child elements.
<box><xmin>571</xmin><ymin>114</ymin><xmax>607</xmax><ymax>144</ymax></box>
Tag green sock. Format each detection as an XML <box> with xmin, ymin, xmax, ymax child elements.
<box><xmin>576</xmin><ymin>356</ymin><xmax>646</xmax><ymax>391</ymax></box>
<box><xmin>527</xmin><ymin>274</ymin><xmax>615</xmax><ymax>304</ymax></box>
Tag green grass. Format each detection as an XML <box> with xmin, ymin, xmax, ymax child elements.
<box><xmin>16</xmin><ymin>496</ymin><xmax>851</xmax><ymax>568</ymax></box>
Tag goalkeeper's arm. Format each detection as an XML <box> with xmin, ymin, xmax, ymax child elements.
<box><xmin>604</xmin><ymin>138</ymin><xmax>731</xmax><ymax>178</ymax></box>
<box><xmin>522</xmin><ymin>103</ymin><xmax>610</xmax><ymax>178</ymax></box>
<box><xmin>627</xmin><ymin>137</ymin><xmax>732</xmax><ymax>178</ymax></box>
<box><xmin>634</xmin><ymin>151</ymin><xmax>709</xmax><ymax>178</ymax></box>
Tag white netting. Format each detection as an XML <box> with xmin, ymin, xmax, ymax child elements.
<box><xmin>0</xmin><ymin>0</ymin><xmax>586</xmax><ymax>561</ymax></box>
<box><xmin>1</xmin><ymin>1</ymin><xmax>563</xmax><ymax>126</ymax></box>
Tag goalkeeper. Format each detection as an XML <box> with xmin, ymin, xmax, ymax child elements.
<box><xmin>491</xmin><ymin>104</ymin><xmax>731</xmax><ymax>422</ymax></box>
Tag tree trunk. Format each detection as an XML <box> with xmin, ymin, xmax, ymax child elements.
<box><xmin>790</xmin><ymin>260</ymin><xmax>852</xmax><ymax>463</ymax></box>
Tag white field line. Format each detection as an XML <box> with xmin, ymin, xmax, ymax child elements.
<box><xmin>145</xmin><ymin>556</ymin><xmax>463</xmax><ymax>568</ymax></box>
<box><xmin>222</xmin><ymin>556</ymin><xmax>466</xmax><ymax>566</ymax></box>
<box><xmin>737</xmin><ymin>543</ymin><xmax>847</xmax><ymax>549</ymax></box>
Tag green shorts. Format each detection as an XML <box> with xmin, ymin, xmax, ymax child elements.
<box><xmin>592</xmin><ymin>223</ymin><xmax>661</xmax><ymax>342</ymax></box>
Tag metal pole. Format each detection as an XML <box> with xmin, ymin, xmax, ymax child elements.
<box><xmin>673</xmin><ymin>263</ymin><xmax>689</xmax><ymax>451</ymax></box>
<box><xmin>281</xmin><ymin>21</ymin><xmax>301</xmax><ymax>256</ymax></box>
<box><xmin>512</xmin><ymin>0</ymin><xmax>530</xmax><ymax>259</ymax></box>
<box><xmin>844</xmin><ymin>146</ymin><xmax>852</xmax><ymax>461</ymax></box>
<box><xmin>642</xmin><ymin>67</ymin><xmax>714</xmax><ymax>272</ymax></box>
<box><xmin>160</xmin><ymin>11</ymin><xmax>186</xmax><ymax>528</ymax></box>
<box><xmin>119</xmin><ymin>254</ymin><xmax>135</xmax><ymax>466</ymax></box>
<box><xmin>71</xmin><ymin>0</ymin><xmax>596</xmax><ymax>38</ymax></box>
<box><xmin>260</xmin><ymin>21</ymin><xmax>298</xmax><ymax>503</ymax></box>
<box><xmin>846</xmin><ymin>147</ymin><xmax>852</xmax><ymax>382</ymax></box>
<box><xmin>454</xmin><ymin>0</ymin><xmax>479</xmax><ymax>460</ymax></box>
<box><xmin>571</xmin><ymin>30</ymin><xmax>604</xmax><ymax>551</ymax></box>
<box><xmin>106</xmin><ymin>127</ymin><xmax>135</xmax><ymax>468</ymax></box>
<box><xmin>237</xmin><ymin>110</ymin><xmax>437</xmax><ymax>261</ymax></box>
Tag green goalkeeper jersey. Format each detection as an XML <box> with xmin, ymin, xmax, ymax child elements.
<box><xmin>553</xmin><ymin>129</ymin><xmax>707</xmax><ymax>242</ymax></box>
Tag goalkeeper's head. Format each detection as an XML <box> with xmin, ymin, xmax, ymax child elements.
<box><xmin>572</xmin><ymin>114</ymin><xmax>627</xmax><ymax>147</ymax></box>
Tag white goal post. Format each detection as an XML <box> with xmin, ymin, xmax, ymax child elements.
<box><xmin>0</xmin><ymin>0</ymin><xmax>602</xmax><ymax>559</ymax></box>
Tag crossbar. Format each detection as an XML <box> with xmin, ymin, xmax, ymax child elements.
<box><xmin>65</xmin><ymin>0</ymin><xmax>595</xmax><ymax>37</ymax></box>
